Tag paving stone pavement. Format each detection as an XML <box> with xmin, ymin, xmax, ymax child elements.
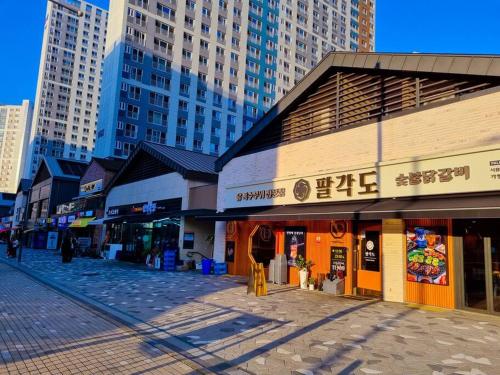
<box><xmin>2</xmin><ymin>247</ymin><xmax>500</xmax><ymax>375</ymax></box>
<box><xmin>0</xmin><ymin>262</ymin><xmax>201</xmax><ymax>375</ymax></box>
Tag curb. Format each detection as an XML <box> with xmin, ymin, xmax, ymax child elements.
<box><xmin>0</xmin><ymin>258</ymin><xmax>252</xmax><ymax>375</ymax></box>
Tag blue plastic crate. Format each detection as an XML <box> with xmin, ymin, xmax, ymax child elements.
<box><xmin>213</xmin><ymin>262</ymin><xmax>227</xmax><ymax>275</ymax></box>
<box><xmin>163</xmin><ymin>251</ymin><xmax>176</xmax><ymax>272</ymax></box>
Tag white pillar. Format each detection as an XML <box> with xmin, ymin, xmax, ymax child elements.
<box><xmin>213</xmin><ymin>221</ymin><xmax>226</xmax><ymax>262</ymax></box>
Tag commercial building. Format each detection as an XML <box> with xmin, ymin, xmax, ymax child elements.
<box><xmin>95</xmin><ymin>0</ymin><xmax>375</xmax><ymax>158</ymax></box>
<box><xmin>211</xmin><ymin>52</ymin><xmax>500</xmax><ymax>315</ymax></box>
<box><xmin>12</xmin><ymin>179</ymin><xmax>32</xmax><ymax>230</ymax></box>
<box><xmin>26</xmin><ymin>156</ymin><xmax>88</xmax><ymax>248</ymax></box>
<box><xmin>0</xmin><ymin>100</ymin><xmax>33</xmax><ymax>193</ymax></box>
<box><xmin>103</xmin><ymin>141</ymin><xmax>217</xmax><ymax>263</ymax></box>
<box><xmin>54</xmin><ymin>157</ymin><xmax>124</xmax><ymax>254</ymax></box>
<box><xmin>25</xmin><ymin>0</ymin><xmax>108</xmax><ymax>178</ymax></box>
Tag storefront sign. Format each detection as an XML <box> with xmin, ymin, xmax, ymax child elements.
<box><xmin>57</xmin><ymin>201</ymin><xmax>85</xmax><ymax>215</ymax></box>
<box><xmin>284</xmin><ymin>227</ymin><xmax>306</xmax><ymax>266</ymax></box>
<box><xmin>362</xmin><ymin>231</ymin><xmax>380</xmax><ymax>272</ymax></box>
<box><xmin>80</xmin><ymin>179</ymin><xmax>103</xmax><ymax>196</ymax></box>
<box><xmin>236</xmin><ymin>188</ymin><xmax>286</xmax><ymax>201</ymax></box>
<box><xmin>407</xmin><ymin>226</ymin><xmax>448</xmax><ymax>285</ymax></box>
<box><xmin>330</xmin><ymin>246</ymin><xmax>347</xmax><ymax>279</ymax></box>
<box><xmin>226</xmin><ymin>148</ymin><xmax>500</xmax><ymax>208</ymax></box>
<box><xmin>107</xmin><ymin>202</ymin><xmax>147</xmax><ymax>217</ymax></box>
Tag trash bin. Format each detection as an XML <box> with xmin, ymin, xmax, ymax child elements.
<box><xmin>202</xmin><ymin>258</ymin><xmax>213</xmax><ymax>275</ymax></box>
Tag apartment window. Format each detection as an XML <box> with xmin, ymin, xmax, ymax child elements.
<box><xmin>199</xmin><ymin>39</ymin><xmax>209</xmax><ymax>49</ymax></box>
<box><xmin>124</xmin><ymin>123</ymin><xmax>137</xmax><ymax>138</ymax></box>
<box><xmin>148</xmin><ymin>110</ymin><xmax>167</xmax><ymax>126</ymax></box>
<box><xmin>146</xmin><ymin>129</ymin><xmax>166</xmax><ymax>144</ymax></box>
<box><xmin>128</xmin><ymin>86</ymin><xmax>141</xmax><ymax>100</ymax></box>
<box><xmin>179</xmin><ymin>83</ymin><xmax>190</xmax><ymax>95</ymax></box>
<box><xmin>127</xmin><ymin>104</ymin><xmax>139</xmax><ymax>119</ymax></box>
<box><xmin>201</xmin><ymin>23</ymin><xmax>210</xmax><ymax>34</ymax></box>
<box><xmin>178</xmin><ymin>100</ymin><xmax>188</xmax><ymax>111</ymax></box>
<box><xmin>175</xmin><ymin>135</ymin><xmax>186</xmax><ymax>146</ymax></box>
<box><xmin>123</xmin><ymin>143</ymin><xmax>135</xmax><ymax>157</ymax></box>
<box><xmin>193</xmin><ymin>139</ymin><xmax>203</xmax><ymax>150</ymax></box>
<box><xmin>152</xmin><ymin>55</ymin><xmax>171</xmax><ymax>71</ymax></box>
<box><xmin>177</xmin><ymin>117</ymin><xmax>187</xmax><ymax>128</ymax></box>
<box><xmin>183</xmin><ymin>32</ymin><xmax>193</xmax><ymax>43</ymax></box>
<box><xmin>157</xmin><ymin>3</ymin><xmax>176</xmax><ymax>21</ymax></box>
<box><xmin>182</xmin><ymin>49</ymin><xmax>192</xmax><ymax>60</ymax></box>
<box><xmin>195</xmin><ymin>105</ymin><xmax>205</xmax><ymax>115</ymax></box>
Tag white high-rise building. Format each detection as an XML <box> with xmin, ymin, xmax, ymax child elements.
<box><xmin>0</xmin><ymin>100</ymin><xmax>33</xmax><ymax>194</ymax></box>
<box><xmin>95</xmin><ymin>0</ymin><xmax>375</xmax><ymax>158</ymax></box>
<box><xmin>26</xmin><ymin>0</ymin><xmax>108</xmax><ymax>178</ymax></box>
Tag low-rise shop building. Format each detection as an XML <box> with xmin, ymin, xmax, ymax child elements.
<box><xmin>212</xmin><ymin>52</ymin><xmax>500</xmax><ymax>314</ymax></box>
<box><xmin>103</xmin><ymin>141</ymin><xmax>217</xmax><ymax>264</ymax></box>
<box><xmin>26</xmin><ymin>156</ymin><xmax>88</xmax><ymax>248</ymax></box>
<box><xmin>54</xmin><ymin>157</ymin><xmax>124</xmax><ymax>254</ymax></box>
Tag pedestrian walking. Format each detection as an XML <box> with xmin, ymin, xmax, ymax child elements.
<box><xmin>10</xmin><ymin>236</ymin><xmax>19</xmax><ymax>258</ymax></box>
<box><xmin>6</xmin><ymin>236</ymin><xmax>13</xmax><ymax>258</ymax></box>
<box><xmin>61</xmin><ymin>232</ymin><xmax>73</xmax><ymax>263</ymax></box>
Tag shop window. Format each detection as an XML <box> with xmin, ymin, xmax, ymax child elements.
<box><xmin>251</xmin><ymin>225</ymin><xmax>275</xmax><ymax>267</ymax></box>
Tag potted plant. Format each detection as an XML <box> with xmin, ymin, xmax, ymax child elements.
<box><xmin>308</xmin><ymin>276</ymin><xmax>315</xmax><ymax>291</ymax></box>
<box><xmin>295</xmin><ymin>255</ymin><xmax>313</xmax><ymax>290</ymax></box>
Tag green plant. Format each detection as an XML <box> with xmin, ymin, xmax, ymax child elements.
<box><xmin>206</xmin><ymin>234</ymin><xmax>215</xmax><ymax>245</ymax></box>
<box><xmin>295</xmin><ymin>255</ymin><xmax>313</xmax><ymax>271</ymax></box>
<box><xmin>308</xmin><ymin>276</ymin><xmax>315</xmax><ymax>285</ymax></box>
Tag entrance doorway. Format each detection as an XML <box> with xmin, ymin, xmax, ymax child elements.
<box><xmin>355</xmin><ymin>222</ymin><xmax>382</xmax><ymax>296</ymax></box>
<box><xmin>457</xmin><ymin>220</ymin><xmax>500</xmax><ymax>314</ymax></box>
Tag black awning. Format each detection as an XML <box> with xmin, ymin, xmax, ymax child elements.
<box><xmin>197</xmin><ymin>193</ymin><xmax>500</xmax><ymax>221</ymax></box>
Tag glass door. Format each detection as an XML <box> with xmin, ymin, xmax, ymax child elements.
<box><xmin>463</xmin><ymin>228</ymin><xmax>487</xmax><ymax>310</ymax></box>
<box><xmin>490</xmin><ymin>236</ymin><xmax>500</xmax><ymax>313</ymax></box>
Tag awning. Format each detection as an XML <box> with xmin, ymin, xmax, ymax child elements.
<box><xmin>198</xmin><ymin>193</ymin><xmax>500</xmax><ymax>221</ymax></box>
<box><xmin>69</xmin><ymin>217</ymin><xmax>96</xmax><ymax>228</ymax></box>
<box><xmin>87</xmin><ymin>218</ymin><xmax>105</xmax><ymax>225</ymax></box>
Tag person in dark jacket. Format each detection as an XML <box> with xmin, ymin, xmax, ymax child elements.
<box><xmin>61</xmin><ymin>232</ymin><xmax>73</xmax><ymax>263</ymax></box>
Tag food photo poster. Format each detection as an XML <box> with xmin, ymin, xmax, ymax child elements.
<box><xmin>407</xmin><ymin>226</ymin><xmax>448</xmax><ymax>285</ymax></box>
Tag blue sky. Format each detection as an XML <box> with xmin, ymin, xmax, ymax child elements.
<box><xmin>0</xmin><ymin>0</ymin><xmax>499</xmax><ymax>105</ymax></box>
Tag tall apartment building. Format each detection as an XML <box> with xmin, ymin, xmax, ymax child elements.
<box><xmin>0</xmin><ymin>100</ymin><xmax>33</xmax><ymax>194</ymax></box>
<box><xmin>25</xmin><ymin>0</ymin><xmax>108</xmax><ymax>178</ymax></box>
<box><xmin>95</xmin><ymin>0</ymin><xmax>375</xmax><ymax>158</ymax></box>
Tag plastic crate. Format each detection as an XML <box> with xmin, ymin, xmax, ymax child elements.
<box><xmin>213</xmin><ymin>262</ymin><xmax>227</xmax><ymax>275</ymax></box>
<box><xmin>163</xmin><ymin>250</ymin><xmax>176</xmax><ymax>272</ymax></box>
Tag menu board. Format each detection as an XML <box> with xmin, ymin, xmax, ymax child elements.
<box><xmin>284</xmin><ymin>227</ymin><xmax>306</xmax><ymax>266</ymax></box>
<box><xmin>407</xmin><ymin>226</ymin><xmax>448</xmax><ymax>285</ymax></box>
<box><xmin>330</xmin><ymin>246</ymin><xmax>347</xmax><ymax>279</ymax></box>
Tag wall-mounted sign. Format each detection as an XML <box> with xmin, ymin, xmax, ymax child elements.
<box><xmin>183</xmin><ymin>232</ymin><xmax>194</xmax><ymax>249</ymax></box>
<box><xmin>330</xmin><ymin>220</ymin><xmax>347</xmax><ymax>239</ymax></box>
<box><xmin>225</xmin><ymin>240</ymin><xmax>235</xmax><ymax>262</ymax></box>
<box><xmin>80</xmin><ymin>179</ymin><xmax>103</xmax><ymax>196</ymax></box>
<box><xmin>225</xmin><ymin>148</ymin><xmax>500</xmax><ymax>208</ymax></box>
<box><xmin>407</xmin><ymin>226</ymin><xmax>448</xmax><ymax>285</ymax></box>
<box><xmin>330</xmin><ymin>246</ymin><xmax>347</xmax><ymax>279</ymax></box>
<box><xmin>284</xmin><ymin>227</ymin><xmax>306</xmax><ymax>266</ymax></box>
<box><xmin>361</xmin><ymin>231</ymin><xmax>380</xmax><ymax>272</ymax></box>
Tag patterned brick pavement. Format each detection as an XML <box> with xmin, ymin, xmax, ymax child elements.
<box><xmin>0</xmin><ymin>263</ymin><xmax>199</xmax><ymax>375</ymax></box>
<box><xmin>2</xmin><ymin>248</ymin><xmax>500</xmax><ymax>374</ymax></box>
